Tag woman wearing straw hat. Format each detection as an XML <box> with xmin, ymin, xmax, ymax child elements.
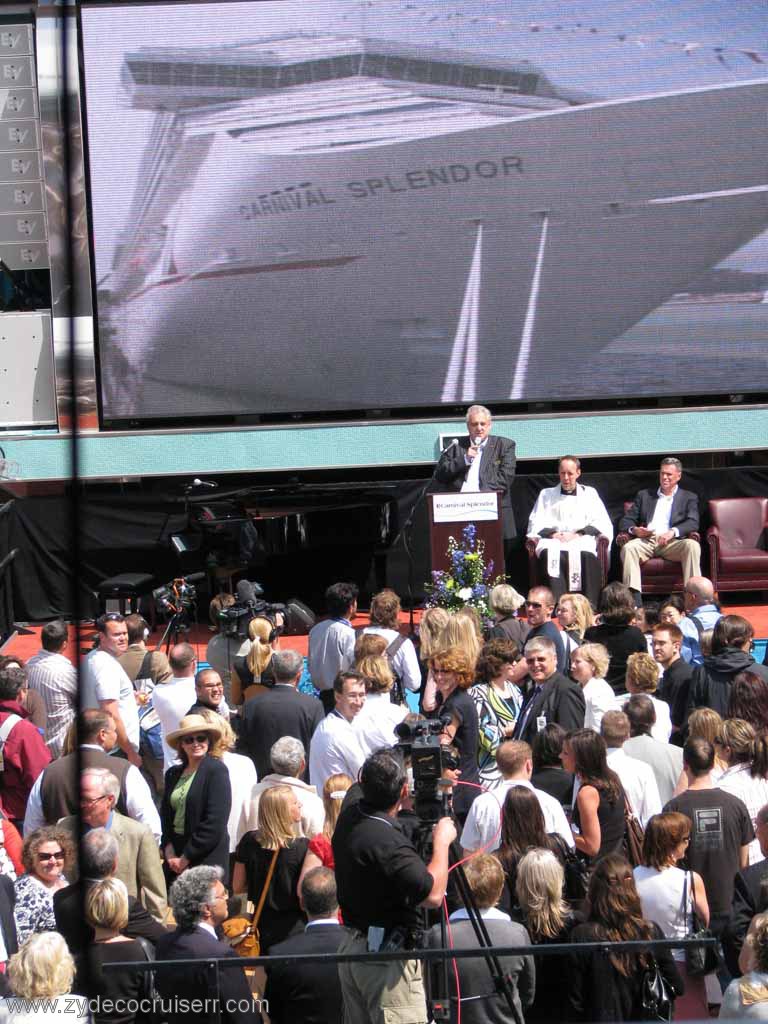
<box><xmin>161</xmin><ymin>714</ymin><xmax>232</xmax><ymax>885</ymax></box>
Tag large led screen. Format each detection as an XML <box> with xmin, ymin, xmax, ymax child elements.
<box><xmin>81</xmin><ymin>1</ymin><xmax>768</xmax><ymax>421</ymax></box>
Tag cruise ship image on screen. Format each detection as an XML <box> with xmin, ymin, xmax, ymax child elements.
<box><xmin>102</xmin><ymin>33</ymin><xmax>768</xmax><ymax>418</ymax></box>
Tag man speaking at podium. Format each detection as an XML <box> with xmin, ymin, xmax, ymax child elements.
<box><xmin>435</xmin><ymin>404</ymin><xmax>517</xmax><ymax>546</ymax></box>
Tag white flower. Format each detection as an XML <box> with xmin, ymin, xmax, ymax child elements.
<box><xmin>458</xmin><ymin>587</ymin><xmax>473</xmax><ymax>601</ymax></box>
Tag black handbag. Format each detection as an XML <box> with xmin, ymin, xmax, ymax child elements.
<box><xmin>638</xmin><ymin>954</ymin><xmax>675</xmax><ymax>1022</ymax></box>
<box><xmin>549</xmin><ymin>832</ymin><xmax>590</xmax><ymax>904</ymax></box>
<box><xmin>683</xmin><ymin>871</ymin><xmax>720</xmax><ymax>976</ymax></box>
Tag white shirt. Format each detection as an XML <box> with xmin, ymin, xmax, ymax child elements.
<box><xmin>309</xmin><ymin>710</ymin><xmax>366</xmax><ymax>796</ymax></box>
<box><xmin>461</xmin><ymin>440</ymin><xmax>485</xmax><ymax>492</ymax></box>
<box><xmin>361</xmin><ymin>627</ymin><xmax>422</xmax><ymax>692</ymax></box>
<box><xmin>221</xmin><ymin>751</ymin><xmax>258</xmax><ymax>853</ymax></box>
<box><xmin>582</xmin><ymin>677</ymin><xmax>617</xmax><ymax>732</ymax></box>
<box><xmin>25</xmin><ymin>649</ymin><xmax>78</xmax><ymax>759</ymax></box>
<box><xmin>151</xmin><ymin>675</ymin><xmax>198</xmax><ymax>772</ymax></box>
<box><xmin>460</xmin><ymin>777</ymin><xmax>574</xmax><ymax>853</ymax></box>
<box><xmin>717</xmin><ymin>762</ymin><xmax>768</xmax><ymax>865</ymax></box>
<box><xmin>22</xmin><ymin>744</ymin><xmax>162</xmax><ymax>842</ymax></box>
<box><xmin>80</xmin><ymin>649</ymin><xmax>140</xmax><ymax>752</ymax></box>
<box><xmin>647</xmin><ymin>487</ymin><xmax>679</xmax><ymax>536</ymax></box>
<box><xmin>245</xmin><ymin>774</ymin><xmax>325</xmax><ymax>838</ymax></box>
<box><xmin>607</xmin><ymin>747</ymin><xmax>662</xmax><ymax>827</ymax></box>
<box><xmin>353</xmin><ymin>692</ymin><xmax>408</xmax><ymax>759</ymax></box>
<box><xmin>620</xmin><ymin>694</ymin><xmax>672</xmax><ymax>744</ymax></box>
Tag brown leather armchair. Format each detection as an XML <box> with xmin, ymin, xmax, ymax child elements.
<box><xmin>707</xmin><ymin>497</ymin><xmax>768</xmax><ymax>593</ymax></box>
<box><xmin>525</xmin><ymin>533</ymin><xmax>611</xmax><ymax>591</ymax></box>
<box><xmin>615</xmin><ymin>503</ymin><xmax>701</xmax><ymax>595</ymax></box>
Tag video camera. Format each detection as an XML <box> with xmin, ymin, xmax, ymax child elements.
<box><xmin>152</xmin><ymin>572</ymin><xmax>204</xmax><ymax>615</ymax></box>
<box><xmin>217</xmin><ymin>579</ymin><xmax>286</xmax><ymax>639</ymax></box>
<box><xmin>395</xmin><ymin>716</ymin><xmax>459</xmax><ymax>824</ymax></box>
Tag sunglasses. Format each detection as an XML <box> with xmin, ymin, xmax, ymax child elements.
<box><xmin>181</xmin><ymin>734</ymin><xmax>210</xmax><ymax>745</ymax></box>
<box><xmin>101</xmin><ymin>612</ymin><xmax>124</xmax><ymax>622</ymax></box>
<box><xmin>38</xmin><ymin>851</ymin><xmax>64</xmax><ymax>861</ymax></box>
<box><xmin>526</xmin><ymin>601</ymin><xmax>543</xmax><ymax>609</ymax></box>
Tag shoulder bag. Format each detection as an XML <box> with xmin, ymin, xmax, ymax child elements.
<box><xmin>222</xmin><ymin>847</ymin><xmax>279</xmax><ymax>958</ymax></box>
<box><xmin>623</xmin><ymin>792</ymin><xmax>645</xmax><ymax>867</ymax></box>
<box><xmin>683</xmin><ymin>871</ymin><xmax>720</xmax><ymax>976</ymax></box>
<box><xmin>638</xmin><ymin>954</ymin><xmax>675</xmax><ymax>1022</ymax></box>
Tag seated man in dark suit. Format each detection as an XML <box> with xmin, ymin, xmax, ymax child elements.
<box><xmin>156</xmin><ymin>865</ymin><xmax>254</xmax><ymax>1024</ymax></box>
<box><xmin>513</xmin><ymin>636</ymin><xmax>585</xmax><ymax>744</ymax></box>
<box><xmin>619</xmin><ymin>456</ymin><xmax>701</xmax><ymax>601</ymax></box>
<box><xmin>724</xmin><ymin>803</ymin><xmax>768</xmax><ymax>975</ymax></box>
<box><xmin>265</xmin><ymin>866</ymin><xmax>348</xmax><ymax>1024</ymax></box>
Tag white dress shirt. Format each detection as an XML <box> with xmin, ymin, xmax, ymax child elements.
<box><xmin>647</xmin><ymin>487</ymin><xmax>679</xmax><ymax>536</ymax></box>
<box><xmin>309</xmin><ymin>710</ymin><xmax>366</xmax><ymax>796</ymax></box>
<box><xmin>460</xmin><ymin>777</ymin><xmax>574</xmax><ymax>853</ymax></box>
<box><xmin>461</xmin><ymin>440</ymin><xmax>485</xmax><ymax>492</ymax></box>
<box><xmin>717</xmin><ymin>762</ymin><xmax>768</xmax><ymax>865</ymax></box>
<box><xmin>353</xmin><ymin>692</ymin><xmax>408</xmax><ymax>759</ymax></box>
<box><xmin>606</xmin><ymin>746</ymin><xmax>662</xmax><ymax>827</ymax></box>
<box><xmin>80</xmin><ymin>648</ymin><xmax>140</xmax><ymax>752</ymax></box>
<box><xmin>151</xmin><ymin>675</ymin><xmax>198</xmax><ymax>772</ymax></box>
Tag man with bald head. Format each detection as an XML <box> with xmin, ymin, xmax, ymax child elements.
<box><xmin>152</xmin><ymin>642</ymin><xmax>198</xmax><ymax>772</ymax></box>
<box><xmin>683</xmin><ymin>576</ymin><xmax>722</xmax><ymax>665</ymax></box>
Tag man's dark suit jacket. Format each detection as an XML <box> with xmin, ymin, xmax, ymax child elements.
<box><xmin>514</xmin><ymin>671</ymin><xmax>585</xmax><ymax>744</ymax></box>
<box><xmin>264</xmin><ymin>922</ymin><xmax>348</xmax><ymax>1024</ymax></box>
<box><xmin>0</xmin><ymin>875</ymin><xmax>16</xmax><ymax>996</ymax></box>
<box><xmin>240</xmin><ymin>685</ymin><xmax>324</xmax><ymax>782</ymax></box>
<box><xmin>54</xmin><ymin>880</ymin><xmax>167</xmax><ymax>956</ymax></box>
<box><xmin>160</xmin><ymin>755</ymin><xmax>231</xmax><ymax>880</ymax></box>
<box><xmin>618</xmin><ymin>487</ymin><xmax>699</xmax><ymax>537</ymax></box>
<box><xmin>723</xmin><ymin>856</ymin><xmax>768</xmax><ymax>975</ymax></box>
<box><xmin>156</xmin><ymin>925</ymin><xmax>253</xmax><ymax>1024</ymax></box>
<box><xmin>435</xmin><ymin>434</ymin><xmax>517</xmax><ymax>539</ymax></box>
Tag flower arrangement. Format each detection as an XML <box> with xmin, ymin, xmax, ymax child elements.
<box><xmin>424</xmin><ymin>523</ymin><xmax>505</xmax><ymax>623</ymax></box>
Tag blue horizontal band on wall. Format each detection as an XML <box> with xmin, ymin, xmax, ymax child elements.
<box><xmin>3</xmin><ymin>405</ymin><xmax>768</xmax><ymax>482</ymax></box>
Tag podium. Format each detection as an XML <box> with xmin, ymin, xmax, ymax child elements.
<box><xmin>428</xmin><ymin>492</ymin><xmax>505</xmax><ymax>577</ymax></box>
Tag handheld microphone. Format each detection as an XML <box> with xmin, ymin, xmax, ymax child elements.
<box><xmin>192</xmin><ymin>478</ymin><xmax>218</xmax><ymax>489</ymax></box>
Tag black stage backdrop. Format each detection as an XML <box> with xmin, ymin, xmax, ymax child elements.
<box><xmin>2</xmin><ymin>465</ymin><xmax>768</xmax><ymax>623</ymax></box>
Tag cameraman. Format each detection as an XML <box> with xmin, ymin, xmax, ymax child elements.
<box><xmin>333</xmin><ymin>749</ymin><xmax>457</xmax><ymax>1024</ymax></box>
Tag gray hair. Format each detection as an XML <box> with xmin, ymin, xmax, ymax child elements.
<box><xmin>81</xmin><ymin>828</ymin><xmax>119</xmax><ymax>879</ymax></box>
<box><xmin>524</xmin><ymin>636</ymin><xmax>556</xmax><ymax>657</ymax></box>
<box><xmin>660</xmin><ymin>457</ymin><xmax>683</xmax><ymax>472</ymax></box>
<box><xmin>271</xmin><ymin>649</ymin><xmax>304</xmax><ymax>684</ymax></box>
<box><xmin>489</xmin><ymin>583</ymin><xmax>525</xmax><ymax>617</ymax></box>
<box><xmin>270</xmin><ymin>736</ymin><xmax>305</xmax><ymax>777</ymax></box>
<box><xmin>466</xmin><ymin>404</ymin><xmax>491</xmax><ymax>422</ymax></box>
<box><xmin>169</xmin><ymin>865</ymin><xmax>223</xmax><ymax>929</ymax></box>
<box><xmin>82</xmin><ymin>767</ymin><xmax>120</xmax><ymax>801</ymax></box>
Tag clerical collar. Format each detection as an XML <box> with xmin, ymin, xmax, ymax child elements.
<box><xmin>560</xmin><ymin>487</ymin><xmax>577</xmax><ymax>496</ymax></box>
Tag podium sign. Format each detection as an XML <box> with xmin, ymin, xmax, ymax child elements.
<box><xmin>428</xmin><ymin>492</ymin><xmax>505</xmax><ymax>578</ymax></box>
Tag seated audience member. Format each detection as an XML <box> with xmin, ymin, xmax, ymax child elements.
<box><xmin>514</xmin><ymin>848</ymin><xmax>578</xmax><ymax>1023</ymax></box>
<box><xmin>561</xmin><ymin>729</ymin><xmax>625</xmax><ymax>863</ymax></box>
<box><xmin>652</xmin><ymin>623</ymin><xmax>693</xmax><ymax>741</ymax></box>
<box><xmin>716</xmin><ymin>718</ymin><xmax>768</xmax><ymax>865</ymax></box>
<box><xmin>13</xmin><ymin>826</ymin><xmax>73</xmax><ymax>945</ymax></box>
<box><xmin>583</xmin><ymin>582</ymin><xmax>647</xmax><ymax>695</ymax></box>
<box><xmin>156</xmin><ymin>866</ymin><xmax>253</xmax><ymax>1024</ymax></box>
<box><xmin>623</xmin><ymin>694</ymin><xmax>683</xmax><ymax>806</ymax></box>
<box><xmin>527</xmin><ymin>455</ymin><xmax>612</xmax><ymax>608</ymax></box>
<box><xmin>495</xmin><ymin>786</ymin><xmax>566</xmax><ymax>914</ymax></box>
<box><xmin>353</xmin><ymin>636</ymin><xmax>409</xmax><ymax>758</ymax></box>
<box><xmin>427</xmin><ymin>853</ymin><xmax>535</xmax><ymax>1024</ymax></box>
<box><xmin>298</xmin><ymin>773</ymin><xmax>353</xmax><ymax>885</ymax></box>
<box><xmin>659</xmin><ymin>594</ymin><xmax>700</xmax><ymax>665</ymax></box>
<box><xmin>265</xmin><ymin>867</ymin><xmax>348</xmax><ymax>1024</ymax></box>
<box><xmin>469</xmin><ymin>639</ymin><xmax>523</xmax><ymax>789</ymax></box>
<box><xmin>729</xmin><ymin>670</ymin><xmax>768</xmax><ymax>735</ymax></box>
<box><xmin>54</xmin><ymin>828</ymin><xmax>166</xmax><ymax>960</ymax></box>
<box><xmin>360</xmin><ymin>588</ymin><xmax>421</xmax><ymax>698</ymax></box>
<box><xmin>4</xmin><ymin>932</ymin><xmax>87</xmax><ymax>1021</ymax></box>
<box><xmin>569</xmin><ymin>641</ymin><xmax>615</xmax><ymax>732</ymax></box>
<box><xmin>601</xmin><ymin>711</ymin><xmax>661</xmax><ymax>827</ymax></box>
<box><xmin>623</xmin><ymin>652</ymin><xmax>672</xmax><ymax>742</ymax></box>
<box><xmin>85</xmin><ymin>877</ymin><xmax>155</xmax><ymax>1024</ymax></box>
<box><xmin>231</xmin><ymin>615</ymin><xmax>281</xmax><ymax>705</ymax></box>
<box><xmin>566</xmin><ymin>854</ymin><xmax>684</xmax><ymax>1022</ymax></box>
<box><xmin>488</xmin><ymin>583</ymin><xmax>529</xmax><ymax>649</ymax></box>
<box><xmin>634</xmin><ymin>812</ymin><xmax>710</xmax><ymax>1019</ymax></box>
<box><xmin>233</xmin><ymin>785</ymin><xmax>308</xmax><ymax>952</ymax></box>
<box><xmin>0</xmin><ymin>665</ymin><xmax>51</xmax><ymax>830</ymax></box>
<box><xmin>721</xmin><ymin>913</ymin><xmax>768</xmax><ymax>1020</ymax></box>
<box><xmin>724</xmin><ymin>804</ymin><xmax>768</xmax><ymax>977</ymax></box>
<box><xmin>24</xmin><ymin>708</ymin><xmax>160</xmax><ymax>841</ymax></box>
<box><xmin>687</xmin><ymin>614</ymin><xmax>768</xmax><ymax>720</ymax></box>
<box><xmin>512</xmin><ymin>637</ymin><xmax>585</xmax><ymax>744</ymax></box>
<box><xmin>24</xmin><ymin>619</ymin><xmax>78</xmax><ymax>759</ymax></box>
<box><xmin>557</xmin><ymin>591</ymin><xmax>596</xmax><ymax>649</ymax></box>
<box><xmin>531</xmin><ymin>723</ymin><xmax>575</xmax><ymax>808</ymax></box>
<box><xmin>246</xmin><ymin>737</ymin><xmax>324</xmax><ymax>839</ymax></box>
<box><xmin>665</xmin><ymin>737</ymin><xmax>753</xmax><ymax>936</ymax></box>
<box><xmin>197</xmin><ymin>709</ymin><xmax>257</xmax><ymax>859</ymax></box>
<box><xmin>460</xmin><ymin>739</ymin><xmax>573</xmax><ymax>854</ymax></box>
<box><xmin>618</xmin><ymin>456</ymin><xmax>701</xmax><ymax>601</ymax></box>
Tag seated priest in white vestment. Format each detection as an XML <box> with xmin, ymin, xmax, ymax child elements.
<box><xmin>527</xmin><ymin>457</ymin><xmax>613</xmax><ymax>608</ymax></box>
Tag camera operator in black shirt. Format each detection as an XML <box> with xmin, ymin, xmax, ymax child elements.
<box><xmin>332</xmin><ymin>749</ymin><xmax>457</xmax><ymax>1024</ymax></box>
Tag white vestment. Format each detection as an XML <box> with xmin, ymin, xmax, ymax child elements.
<box><xmin>527</xmin><ymin>484</ymin><xmax>613</xmax><ymax>590</ymax></box>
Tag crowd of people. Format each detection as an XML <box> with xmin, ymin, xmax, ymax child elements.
<box><xmin>1</xmin><ymin>557</ymin><xmax>768</xmax><ymax>1023</ymax></box>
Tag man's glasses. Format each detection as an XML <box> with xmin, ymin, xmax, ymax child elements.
<box><xmin>181</xmin><ymin>734</ymin><xmax>210</xmax><ymax>745</ymax></box>
<box><xmin>81</xmin><ymin>794</ymin><xmax>110</xmax><ymax>808</ymax></box>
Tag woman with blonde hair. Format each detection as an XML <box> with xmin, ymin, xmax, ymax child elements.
<box><xmin>721</xmin><ymin>912</ymin><xmax>768</xmax><ymax>1018</ymax></box>
<box><xmin>4</xmin><ymin>932</ymin><xmax>87</xmax><ymax>1022</ymax></box>
<box><xmin>298</xmin><ymin>773</ymin><xmax>353</xmax><ymax>888</ymax></box>
<box><xmin>716</xmin><ymin>718</ymin><xmax>768</xmax><ymax>864</ymax></box>
<box><xmin>233</xmin><ymin>784</ymin><xmax>308</xmax><ymax>951</ymax></box>
<box><xmin>353</xmin><ymin>636</ymin><xmax>408</xmax><ymax>757</ymax></box>
<box><xmin>569</xmin><ymin>641</ymin><xmax>614</xmax><ymax>732</ymax></box>
<box><xmin>557</xmin><ymin>592</ymin><xmax>595</xmax><ymax>647</ymax></box>
<box><xmin>422</xmin><ymin>611</ymin><xmax>482</xmax><ymax>713</ymax></box>
<box><xmin>231</xmin><ymin>615</ymin><xmax>281</xmax><ymax>704</ymax></box>
<box><xmin>673</xmin><ymin>707</ymin><xmax>728</xmax><ymax>796</ymax></box>
<box><xmin>624</xmin><ymin>651</ymin><xmax>672</xmax><ymax>742</ymax></box>
<box><xmin>515</xmin><ymin>848</ymin><xmax>577</xmax><ymax>1022</ymax></box>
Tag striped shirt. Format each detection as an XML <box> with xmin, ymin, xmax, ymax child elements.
<box><xmin>25</xmin><ymin>649</ymin><xmax>77</xmax><ymax>758</ymax></box>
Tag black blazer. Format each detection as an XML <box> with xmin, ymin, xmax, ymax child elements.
<box><xmin>435</xmin><ymin>434</ymin><xmax>517</xmax><ymax>539</ymax></box>
<box><xmin>156</xmin><ymin>926</ymin><xmax>253</xmax><ymax>1024</ymax></box>
<box><xmin>723</xmin><ymin>857</ymin><xmax>768</xmax><ymax>975</ymax></box>
<box><xmin>618</xmin><ymin>487</ymin><xmax>699</xmax><ymax>538</ymax></box>
<box><xmin>514</xmin><ymin>672</ymin><xmax>585</xmax><ymax>744</ymax></box>
<box><xmin>0</xmin><ymin>875</ymin><xmax>15</xmax><ymax>996</ymax></box>
<box><xmin>265</xmin><ymin>922</ymin><xmax>349</xmax><ymax>1024</ymax></box>
<box><xmin>54</xmin><ymin>881</ymin><xmax>167</xmax><ymax>957</ymax></box>
<box><xmin>161</xmin><ymin>755</ymin><xmax>231</xmax><ymax>879</ymax></box>
<box><xmin>240</xmin><ymin>686</ymin><xmax>324</xmax><ymax>782</ymax></box>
